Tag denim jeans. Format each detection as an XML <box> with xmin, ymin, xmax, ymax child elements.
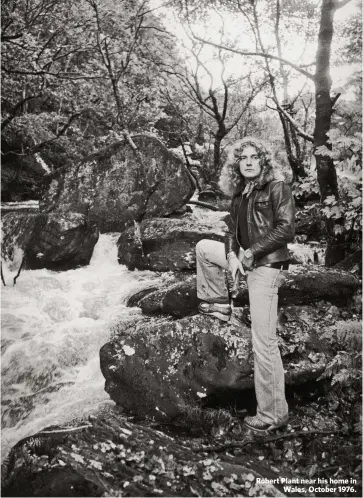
<box><xmin>196</xmin><ymin>239</ymin><xmax>288</xmax><ymax>425</ymax></box>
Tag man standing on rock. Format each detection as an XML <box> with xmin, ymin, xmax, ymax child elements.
<box><xmin>196</xmin><ymin>136</ymin><xmax>295</xmax><ymax>434</ymax></box>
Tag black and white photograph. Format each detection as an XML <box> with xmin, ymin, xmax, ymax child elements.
<box><xmin>1</xmin><ymin>0</ymin><xmax>362</xmax><ymax>496</ymax></box>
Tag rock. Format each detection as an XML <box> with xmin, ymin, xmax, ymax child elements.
<box><xmin>138</xmin><ymin>276</ymin><xmax>198</xmax><ymax>317</ymax></box>
<box><xmin>1</xmin><ymin>152</ymin><xmax>45</xmax><ymax>202</ymax></box>
<box><xmin>117</xmin><ymin>216</ymin><xmax>226</xmax><ymax>271</ymax></box>
<box><xmin>288</xmin><ymin>243</ymin><xmax>325</xmax><ymax>265</ymax></box>
<box><xmin>41</xmin><ymin>135</ymin><xmax>195</xmax><ymax>232</ymax></box>
<box><xmin>198</xmin><ymin>189</ymin><xmax>218</xmax><ymax>204</ymax></box>
<box><xmin>100</xmin><ymin>309</ymin><xmax>330</xmax><ymax>421</ymax></box>
<box><xmin>100</xmin><ymin>315</ymin><xmax>251</xmax><ymax>420</ymax></box>
<box><xmin>333</xmin><ymin>249</ymin><xmax>362</xmax><ymax>274</ymax></box>
<box><xmin>126</xmin><ymin>286</ymin><xmax>160</xmax><ymax>308</ymax></box>
<box><xmin>2</xmin><ymin>408</ymin><xmax>296</xmax><ymax>497</ymax></box>
<box><xmin>136</xmin><ymin>266</ymin><xmax>359</xmax><ymax>318</ymax></box>
<box><xmin>277</xmin><ymin>265</ymin><xmax>359</xmax><ymax>307</ymax></box>
<box><xmin>139</xmin><ymin>288</ymin><xmax>169</xmax><ymax>315</ymax></box>
<box><xmin>1</xmin><ymin>211</ymin><xmax>99</xmax><ymax>274</ymax></box>
<box><xmin>1</xmin><ymin>212</ymin><xmax>34</xmax><ymax>286</ymax></box>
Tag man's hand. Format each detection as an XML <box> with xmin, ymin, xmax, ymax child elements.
<box><xmin>242</xmin><ymin>249</ymin><xmax>254</xmax><ymax>269</ymax></box>
<box><xmin>227</xmin><ymin>253</ymin><xmax>244</xmax><ymax>281</ymax></box>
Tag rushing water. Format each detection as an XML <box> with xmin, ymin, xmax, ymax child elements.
<box><xmin>1</xmin><ymin>233</ymin><xmax>162</xmax><ymax>460</ymax></box>
<box><xmin>1</xmin><ymin>208</ymin><xmax>323</xmax><ymax>461</ymax></box>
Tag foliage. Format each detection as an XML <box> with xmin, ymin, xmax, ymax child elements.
<box><xmin>319</xmin><ymin>320</ymin><xmax>362</xmax><ymax>395</ymax></box>
<box><xmin>293</xmin><ymin>132</ymin><xmax>362</xmax><ymax>258</ymax></box>
<box><xmin>1</xmin><ymin>0</ymin><xmax>362</xmax><ymax>204</ymax></box>
<box><xmin>1</xmin><ymin>0</ymin><xmax>183</xmax><ymax>173</ymax></box>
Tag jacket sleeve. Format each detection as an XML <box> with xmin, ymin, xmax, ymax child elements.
<box><xmin>250</xmin><ymin>181</ymin><xmax>295</xmax><ymax>258</ymax></box>
<box><xmin>224</xmin><ymin>197</ymin><xmax>240</xmax><ymax>257</ymax></box>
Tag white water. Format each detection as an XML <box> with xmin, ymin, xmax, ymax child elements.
<box><xmin>1</xmin><ymin>208</ymin><xmax>324</xmax><ymax>461</ymax></box>
<box><xmin>1</xmin><ymin>233</ymin><xmax>163</xmax><ymax>460</ymax></box>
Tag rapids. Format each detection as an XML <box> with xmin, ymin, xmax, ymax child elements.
<box><xmin>1</xmin><ymin>233</ymin><xmax>162</xmax><ymax>461</ymax></box>
<box><xmin>1</xmin><ymin>207</ymin><xmax>323</xmax><ymax>461</ymax></box>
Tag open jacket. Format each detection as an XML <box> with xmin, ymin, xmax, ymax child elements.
<box><xmin>225</xmin><ymin>170</ymin><xmax>295</xmax><ymax>267</ymax></box>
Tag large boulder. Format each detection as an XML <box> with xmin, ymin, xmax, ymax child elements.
<box><xmin>117</xmin><ymin>215</ymin><xmax>227</xmax><ymax>271</ymax></box>
<box><xmin>40</xmin><ymin>135</ymin><xmax>195</xmax><ymax>232</ymax></box>
<box><xmin>2</xmin><ymin>408</ymin><xmax>298</xmax><ymax>498</ymax></box>
<box><xmin>100</xmin><ymin>307</ymin><xmax>333</xmax><ymax>421</ymax></box>
<box><xmin>1</xmin><ymin>211</ymin><xmax>99</xmax><ymax>276</ymax></box>
<box><xmin>132</xmin><ymin>266</ymin><xmax>359</xmax><ymax>318</ymax></box>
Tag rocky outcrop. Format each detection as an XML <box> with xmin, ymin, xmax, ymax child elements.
<box><xmin>41</xmin><ymin>135</ymin><xmax>195</xmax><ymax>232</ymax></box>
<box><xmin>2</xmin><ymin>409</ymin><xmax>299</xmax><ymax>498</ymax></box>
<box><xmin>288</xmin><ymin>243</ymin><xmax>325</xmax><ymax>265</ymax></box>
<box><xmin>1</xmin><ymin>211</ymin><xmax>99</xmax><ymax>275</ymax></box>
<box><xmin>138</xmin><ymin>275</ymin><xmax>197</xmax><ymax>317</ymax></box>
<box><xmin>117</xmin><ymin>215</ymin><xmax>227</xmax><ymax>271</ymax></box>
<box><xmin>100</xmin><ymin>305</ymin><xmax>334</xmax><ymax>421</ymax></box>
<box><xmin>117</xmin><ymin>215</ymin><xmax>327</xmax><ymax>272</ymax></box>
<box><xmin>132</xmin><ymin>266</ymin><xmax>359</xmax><ymax>318</ymax></box>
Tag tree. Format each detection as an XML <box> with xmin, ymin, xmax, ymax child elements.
<box><xmin>158</xmin><ymin>19</ymin><xmax>267</xmax><ymax>188</ymax></box>
<box><xmin>180</xmin><ymin>0</ymin><xmax>357</xmax><ymax>264</ymax></box>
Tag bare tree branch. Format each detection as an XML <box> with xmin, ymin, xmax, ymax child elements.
<box><xmin>1</xmin><ymin>94</ymin><xmax>41</xmax><ymax>131</ymax></box>
<box><xmin>192</xmin><ymin>35</ymin><xmax>316</xmax><ymax>81</ymax></box>
<box><xmin>271</xmin><ymin>99</ymin><xmax>314</xmax><ymax>142</ymax></box>
<box><xmin>334</xmin><ymin>0</ymin><xmax>353</xmax><ymax>9</ymax></box>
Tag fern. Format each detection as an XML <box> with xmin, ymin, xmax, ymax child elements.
<box><xmin>319</xmin><ymin>321</ymin><xmax>362</xmax><ymax>387</ymax></box>
<box><xmin>321</xmin><ymin>320</ymin><xmax>362</xmax><ymax>351</ymax></box>
<box><xmin>335</xmin><ymin>321</ymin><xmax>362</xmax><ymax>350</ymax></box>
<box><xmin>331</xmin><ymin>368</ymin><xmax>362</xmax><ymax>386</ymax></box>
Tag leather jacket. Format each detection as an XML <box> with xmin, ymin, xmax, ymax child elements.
<box><xmin>225</xmin><ymin>178</ymin><xmax>295</xmax><ymax>266</ymax></box>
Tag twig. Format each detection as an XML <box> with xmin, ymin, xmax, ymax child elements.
<box><xmin>317</xmin><ymin>464</ymin><xmax>350</xmax><ymax>475</ymax></box>
<box><xmin>196</xmin><ymin>429</ymin><xmax>341</xmax><ymax>453</ymax></box>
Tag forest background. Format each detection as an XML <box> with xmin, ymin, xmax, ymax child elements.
<box><xmin>1</xmin><ymin>0</ymin><xmax>362</xmax><ymax>268</ymax></box>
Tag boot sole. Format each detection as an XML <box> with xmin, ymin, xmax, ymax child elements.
<box><xmin>199</xmin><ymin>309</ymin><xmax>231</xmax><ymax>322</ymax></box>
<box><xmin>244</xmin><ymin>420</ymin><xmax>288</xmax><ymax>434</ymax></box>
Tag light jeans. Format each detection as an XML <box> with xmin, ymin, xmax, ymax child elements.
<box><xmin>196</xmin><ymin>239</ymin><xmax>288</xmax><ymax>425</ymax></box>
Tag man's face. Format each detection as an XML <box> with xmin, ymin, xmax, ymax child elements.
<box><xmin>239</xmin><ymin>146</ymin><xmax>262</xmax><ymax>179</ymax></box>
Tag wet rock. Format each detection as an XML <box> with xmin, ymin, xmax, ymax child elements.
<box><xmin>117</xmin><ymin>216</ymin><xmax>226</xmax><ymax>271</ymax></box>
<box><xmin>126</xmin><ymin>286</ymin><xmax>161</xmax><ymax>308</ymax></box>
<box><xmin>40</xmin><ymin>135</ymin><xmax>195</xmax><ymax>232</ymax></box>
<box><xmin>136</xmin><ymin>266</ymin><xmax>359</xmax><ymax>318</ymax></box>
<box><xmin>100</xmin><ymin>310</ymin><xmax>329</xmax><ymax>421</ymax></box>
<box><xmin>1</xmin><ymin>211</ymin><xmax>99</xmax><ymax>274</ymax></box>
<box><xmin>2</xmin><ymin>409</ymin><xmax>296</xmax><ymax>497</ymax></box>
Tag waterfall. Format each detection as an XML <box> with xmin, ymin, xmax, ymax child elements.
<box><xmin>1</xmin><ymin>233</ymin><xmax>161</xmax><ymax>460</ymax></box>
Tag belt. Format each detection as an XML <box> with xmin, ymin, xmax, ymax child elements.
<box><xmin>264</xmin><ymin>261</ymin><xmax>290</xmax><ymax>270</ymax></box>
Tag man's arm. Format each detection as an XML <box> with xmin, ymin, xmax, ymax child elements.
<box><xmin>250</xmin><ymin>181</ymin><xmax>295</xmax><ymax>258</ymax></box>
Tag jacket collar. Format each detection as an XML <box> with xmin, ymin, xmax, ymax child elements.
<box><xmin>234</xmin><ymin>166</ymin><xmax>276</xmax><ymax>197</ymax></box>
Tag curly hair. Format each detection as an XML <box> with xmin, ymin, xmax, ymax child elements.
<box><xmin>219</xmin><ymin>137</ymin><xmax>275</xmax><ymax>197</ymax></box>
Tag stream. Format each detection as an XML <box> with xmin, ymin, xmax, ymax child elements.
<box><xmin>1</xmin><ymin>233</ymin><xmax>163</xmax><ymax>461</ymax></box>
<box><xmin>1</xmin><ymin>206</ymin><xmax>324</xmax><ymax>463</ymax></box>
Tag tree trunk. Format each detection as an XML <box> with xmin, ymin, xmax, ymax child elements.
<box><xmin>314</xmin><ymin>0</ymin><xmax>342</xmax><ymax>266</ymax></box>
<box><xmin>213</xmin><ymin>126</ymin><xmax>227</xmax><ymax>175</ymax></box>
